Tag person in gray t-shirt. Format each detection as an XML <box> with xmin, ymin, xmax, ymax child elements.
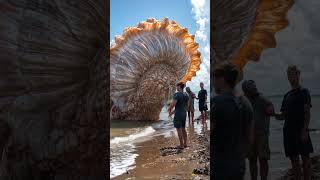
<box><xmin>242</xmin><ymin>80</ymin><xmax>275</xmax><ymax>180</ymax></box>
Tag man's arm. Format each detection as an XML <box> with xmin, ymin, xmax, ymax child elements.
<box><xmin>205</xmin><ymin>90</ymin><xmax>207</xmax><ymax>102</ymax></box>
<box><xmin>301</xmin><ymin>89</ymin><xmax>312</xmax><ymax>142</ymax></box>
<box><xmin>242</xmin><ymin>96</ymin><xmax>254</xmax><ymax>146</ymax></box>
<box><xmin>274</xmin><ymin>111</ymin><xmax>285</xmax><ymax>120</ymax></box>
<box><xmin>247</xmin><ymin>104</ymin><xmax>254</xmax><ymax>146</ymax></box>
<box><xmin>302</xmin><ymin>89</ymin><xmax>312</xmax><ymax>130</ymax></box>
<box><xmin>275</xmin><ymin>95</ymin><xmax>286</xmax><ymax>120</ymax></box>
<box><xmin>265</xmin><ymin>101</ymin><xmax>275</xmax><ymax>116</ymax></box>
<box><xmin>303</xmin><ymin>104</ymin><xmax>311</xmax><ymax>130</ymax></box>
<box><xmin>301</xmin><ymin>104</ymin><xmax>311</xmax><ymax>143</ymax></box>
<box><xmin>168</xmin><ymin>99</ymin><xmax>177</xmax><ymax>116</ymax></box>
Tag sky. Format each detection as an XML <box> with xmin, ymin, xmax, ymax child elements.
<box><xmin>110</xmin><ymin>0</ymin><xmax>210</xmax><ymax>94</ymax></box>
<box><xmin>110</xmin><ymin>0</ymin><xmax>320</xmax><ymax>96</ymax></box>
<box><xmin>241</xmin><ymin>0</ymin><xmax>320</xmax><ymax>95</ymax></box>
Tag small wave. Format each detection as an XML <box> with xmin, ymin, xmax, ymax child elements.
<box><xmin>110</xmin><ymin>126</ymin><xmax>156</xmax><ymax>144</ymax></box>
<box><xmin>110</xmin><ymin>143</ymin><xmax>138</xmax><ymax>178</ymax></box>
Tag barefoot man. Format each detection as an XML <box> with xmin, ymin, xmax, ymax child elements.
<box><xmin>242</xmin><ymin>80</ymin><xmax>275</xmax><ymax>180</ymax></box>
<box><xmin>168</xmin><ymin>82</ymin><xmax>189</xmax><ymax>148</ymax></box>
<box><xmin>275</xmin><ymin>65</ymin><xmax>313</xmax><ymax>180</ymax></box>
<box><xmin>186</xmin><ymin>87</ymin><xmax>196</xmax><ymax>123</ymax></box>
<box><xmin>197</xmin><ymin>82</ymin><xmax>208</xmax><ymax>123</ymax></box>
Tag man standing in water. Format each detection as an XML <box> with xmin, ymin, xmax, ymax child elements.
<box><xmin>242</xmin><ymin>80</ymin><xmax>275</xmax><ymax>180</ymax></box>
<box><xmin>198</xmin><ymin>82</ymin><xmax>208</xmax><ymax>123</ymax></box>
<box><xmin>186</xmin><ymin>87</ymin><xmax>196</xmax><ymax>123</ymax></box>
<box><xmin>212</xmin><ymin>62</ymin><xmax>254</xmax><ymax>180</ymax></box>
<box><xmin>275</xmin><ymin>65</ymin><xmax>313</xmax><ymax>180</ymax></box>
<box><xmin>168</xmin><ymin>82</ymin><xmax>189</xmax><ymax>148</ymax></box>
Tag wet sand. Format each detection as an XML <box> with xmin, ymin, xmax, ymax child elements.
<box><xmin>113</xmin><ymin>119</ymin><xmax>210</xmax><ymax>180</ymax></box>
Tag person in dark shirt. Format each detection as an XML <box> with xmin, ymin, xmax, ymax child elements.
<box><xmin>197</xmin><ymin>82</ymin><xmax>208</xmax><ymax>123</ymax></box>
<box><xmin>168</xmin><ymin>82</ymin><xmax>189</xmax><ymax>148</ymax></box>
<box><xmin>275</xmin><ymin>65</ymin><xmax>313</xmax><ymax>180</ymax></box>
<box><xmin>212</xmin><ymin>62</ymin><xmax>254</xmax><ymax>180</ymax></box>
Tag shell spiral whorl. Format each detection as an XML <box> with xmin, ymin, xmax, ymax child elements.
<box><xmin>110</xmin><ymin>18</ymin><xmax>201</xmax><ymax>121</ymax></box>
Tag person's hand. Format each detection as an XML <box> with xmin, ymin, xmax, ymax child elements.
<box><xmin>168</xmin><ymin>111</ymin><xmax>174</xmax><ymax>117</ymax></box>
<box><xmin>265</xmin><ymin>104</ymin><xmax>275</xmax><ymax>116</ymax></box>
<box><xmin>301</xmin><ymin>129</ymin><xmax>308</xmax><ymax>143</ymax></box>
<box><xmin>274</xmin><ymin>113</ymin><xmax>283</xmax><ymax>120</ymax></box>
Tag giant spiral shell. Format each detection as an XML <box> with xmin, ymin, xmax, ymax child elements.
<box><xmin>110</xmin><ymin>18</ymin><xmax>201</xmax><ymax>121</ymax></box>
<box><xmin>213</xmin><ymin>0</ymin><xmax>294</xmax><ymax>78</ymax></box>
<box><xmin>0</xmin><ymin>0</ymin><xmax>107</xmax><ymax>179</ymax></box>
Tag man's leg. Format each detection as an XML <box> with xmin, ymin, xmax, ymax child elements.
<box><xmin>301</xmin><ymin>154</ymin><xmax>311</xmax><ymax>180</ymax></box>
<box><xmin>258</xmin><ymin>135</ymin><xmax>270</xmax><ymax>180</ymax></box>
<box><xmin>259</xmin><ymin>158</ymin><xmax>269</xmax><ymax>180</ymax></box>
<box><xmin>290</xmin><ymin>156</ymin><xmax>302</xmax><ymax>180</ymax></box>
<box><xmin>191</xmin><ymin>111</ymin><xmax>194</xmax><ymax>122</ymax></box>
<box><xmin>201</xmin><ymin>111</ymin><xmax>205</xmax><ymax>124</ymax></box>
<box><xmin>182</xmin><ymin>128</ymin><xmax>188</xmax><ymax>147</ymax></box>
<box><xmin>187</xmin><ymin>111</ymin><xmax>191</xmax><ymax>122</ymax></box>
<box><xmin>176</xmin><ymin>128</ymin><xmax>183</xmax><ymax>147</ymax></box>
<box><xmin>249</xmin><ymin>157</ymin><xmax>258</xmax><ymax>180</ymax></box>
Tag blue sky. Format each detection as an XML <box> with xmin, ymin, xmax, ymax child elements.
<box><xmin>110</xmin><ymin>0</ymin><xmax>196</xmax><ymax>40</ymax></box>
<box><xmin>110</xmin><ymin>0</ymin><xmax>210</xmax><ymax>93</ymax></box>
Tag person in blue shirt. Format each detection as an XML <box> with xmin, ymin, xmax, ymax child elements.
<box><xmin>168</xmin><ymin>82</ymin><xmax>189</xmax><ymax>149</ymax></box>
<box><xmin>212</xmin><ymin>62</ymin><xmax>254</xmax><ymax>180</ymax></box>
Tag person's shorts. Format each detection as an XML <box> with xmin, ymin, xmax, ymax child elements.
<box><xmin>213</xmin><ymin>156</ymin><xmax>245</xmax><ymax>180</ymax></box>
<box><xmin>187</xmin><ymin>104</ymin><xmax>194</xmax><ymax>112</ymax></box>
<box><xmin>173</xmin><ymin>113</ymin><xmax>186</xmax><ymax>128</ymax></box>
<box><xmin>199</xmin><ymin>102</ymin><xmax>207</xmax><ymax>111</ymax></box>
<box><xmin>283</xmin><ymin>128</ymin><xmax>313</xmax><ymax>157</ymax></box>
<box><xmin>248</xmin><ymin>135</ymin><xmax>270</xmax><ymax>160</ymax></box>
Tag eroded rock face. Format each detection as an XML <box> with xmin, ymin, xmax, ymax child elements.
<box><xmin>0</xmin><ymin>0</ymin><xmax>107</xmax><ymax>179</ymax></box>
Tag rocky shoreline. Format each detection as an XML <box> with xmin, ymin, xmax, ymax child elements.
<box><xmin>189</xmin><ymin>133</ymin><xmax>210</xmax><ymax>176</ymax></box>
<box><xmin>278</xmin><ymin>155</ymin><xmax>320</xmax><ymax>180</ymax></box>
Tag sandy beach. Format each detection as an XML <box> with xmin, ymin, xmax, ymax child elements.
<box><xmin>113</xmin><ymin>118</ymin><xmax>210</xmax><ymax>180</ymax></box>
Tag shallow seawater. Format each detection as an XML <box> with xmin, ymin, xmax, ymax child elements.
<box><xmin>110</xmin><ymin>96</ymin><xmax>320</xmax><ymax>179</ymax></box>
<box><xmin>110</xmin><ymin>102</ymin><xmax>210</xmax><ymax>178</ymax></box>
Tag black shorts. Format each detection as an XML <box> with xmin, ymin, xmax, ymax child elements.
<box><xmin>173</xmin><ymin>112</ymin><xmax>186</xmax><ymax>128</ymax></box>
<box><xmin>213</xmin><ymin>156</ymin><xmax>245</xmax><ymax>180</ymax></box>
<box><xmin>283</xmin><ymin>128</ymin><xmax>313</xmax><ymax>157</ymax></box>
<box><xmin>199</xmin><ymin>102</ymin><xmax>207</xmax><ymax>111</ymax></box>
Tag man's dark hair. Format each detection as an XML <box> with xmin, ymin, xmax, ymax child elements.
<box><xmin>176</xmin><ymin>82</ymin><xmax>185</xmax><ymax>89</ymax></box>
<box><xmin>213</xmin><ymin>62</ymin><xmax>239</xmax><ymax>88</ymax></box>
<box><xmin>287</xmin><ymin>65</ymin><xmax>300</xmax><ymax>74</ymax></box>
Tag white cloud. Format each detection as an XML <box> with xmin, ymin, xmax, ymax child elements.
<box><xmin>195</xmin><ymin>30</ymin><xmax>207</xmax><ymax>41</ymax></box>
<box><xmin>187</xmin><ymin>0</ymin><xmax>210</xmax><ymax>94</ymax></box>
<box><xmin>110</xmin><ymin>39</ymin><xmax>115</xmax><ymax>47</ymax></box>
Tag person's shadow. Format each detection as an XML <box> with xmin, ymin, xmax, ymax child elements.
<box><xmin>188</xmin><ymin>120</ymin><xmax>195</xmax><ymax>141</ymax></box>
<box><xmin>202</xmin><ymin>121</ymin><xmax>208</xmax><ymax>135</ymax></box>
